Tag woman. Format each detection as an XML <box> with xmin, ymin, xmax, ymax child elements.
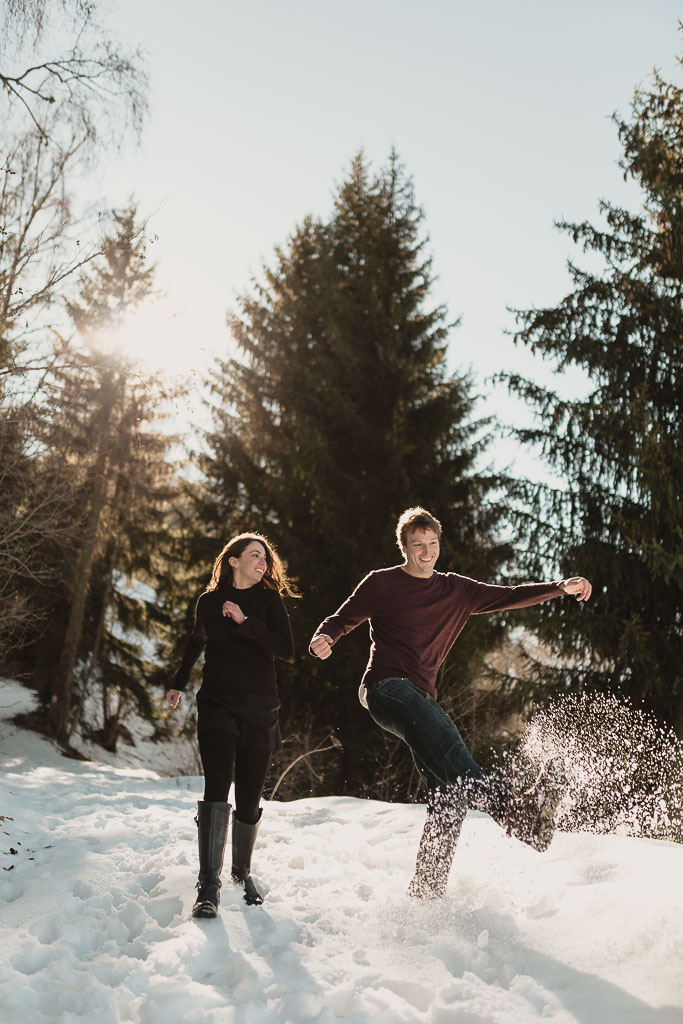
<box><xmin>167</xmin><ymin>532</ymin><xmax>299</xmax><ymax>919</ymax></box>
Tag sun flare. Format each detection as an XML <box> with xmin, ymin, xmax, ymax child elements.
<box><xmin>100</xmin><ymin>303</ymin><xmax>204</xmax><ymax>374</ymax></box>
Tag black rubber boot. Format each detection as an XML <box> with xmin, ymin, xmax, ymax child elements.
<box><xmin>192</xmin><ymin>800</ymin><xmax>230</xmax><ymax>919</ymax></box>
<box><xmin>231</xmin><ymin>810</ymin><xmax>263</xmax><ymax>906</ymax></box>
<box><xmin>407</xmin><ymin>787</ymin><xmax>466</xmax><ymax>900</ymax></box>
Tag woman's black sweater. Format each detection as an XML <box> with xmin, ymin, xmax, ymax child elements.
<box><xmin>172</xmin><ymin>582</ymin><xmax>293</xmax><ymax>738</ymax></box>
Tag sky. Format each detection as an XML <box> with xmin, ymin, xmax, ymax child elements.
<box><xmin>1</xmin><ymin>678</ymin><xmax>682</xmax><ymax>1023</ymax></box>
<box><xmin>85</xmin><ymin>0</ymin><xmax>680</xmax><ymax>462</ymax></box>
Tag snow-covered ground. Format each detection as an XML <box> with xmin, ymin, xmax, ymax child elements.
<box><xmin>1</xmin><ymin>680</ymin><xmax>681</xmax><ymax>1024</ymax></box>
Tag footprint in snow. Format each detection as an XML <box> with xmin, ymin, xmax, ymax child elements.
<box><xmin>379</xmin><ymin>977</ymin><xmax>434</xmax><ymax>1013</ymax></box>
<box><xmin>135</xmin><ymin>872</ymin><xmax>163</xmax><ymax>895</ymax></box>
<box><xmin>29</xmin><ymin>913</ymin><xmax>61</xmax><ymax>945</ymax></box>
<box><xmin>581</xmin><ymin>861</ymin><xmax>620</xmax><ymax>885</ymax></box>
<box><xmin>147</xmin><ymin>895</ymin><xmax>183</xmax><ymax>928</ymax></box>
<box><xmin>71</xmin><ymin>880</ymin><xmax>93</xmax><ymax>900</ymax></box>
<box><xmin>11</xmin><ymin>941</ymin><xmax>55</xmax><ymax>976</ymax></box>
<box><xmin>525</xmin><ymin>893</ymin><xmax>562</xmax><ymax>919</ymax></box>
<box><xmin>117</xmin><ymin>900</ymin><xmax>149</xmax><ymax>943</ymax></box>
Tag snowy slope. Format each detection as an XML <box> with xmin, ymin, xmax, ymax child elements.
<box><xmin>1</xmin><ymin>681</ymin><xmax>681</xmax><ymax>1024</ymax></box>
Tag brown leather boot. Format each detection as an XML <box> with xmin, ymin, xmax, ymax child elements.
<box><xmin>506</xmin><ymin>758</ymin><xmax>566</xmax><ymax>852</ymax></box>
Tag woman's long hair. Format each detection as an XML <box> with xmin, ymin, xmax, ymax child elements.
<box><xmin>205</xmin><ymin>532</ymin><xmax>301</xmax><ymax>598</ymax></box>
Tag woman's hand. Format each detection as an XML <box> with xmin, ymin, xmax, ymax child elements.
<box><xmin>222</xmin><ymin>600</ymin><xmax>246</xmax><ymax>624</ymax></box>
<box><xmin>561</xmin><ymin>577</ymin><xmax>592</xmax><ymax>602</ymax></box>
<box><xmin>166</xmin><ymin>689</ymin><xmax>182</xmax><ymax>709</ymax></box>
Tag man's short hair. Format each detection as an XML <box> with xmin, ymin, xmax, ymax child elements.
<box><xmin>396</xmin><ymin>507</ymin><xmax>442</xmax><ymax>551</ymax></box>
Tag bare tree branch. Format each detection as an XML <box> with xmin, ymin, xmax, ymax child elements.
<box><xmin>1</xmin><ymin>126</ymin><xmax>105</xmax><ymax>380</ymax></box>
<box><xmin>268</xmin><ymin>733</ymin><xmax>343</xmax><ymax>799</ymax></box>
<box><xmin>1</xmin><ymin>2</ymin><xmax>148</xmax><ymax>146</ymax></box>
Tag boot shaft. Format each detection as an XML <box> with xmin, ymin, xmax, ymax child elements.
<box><xmin>231</xmin><ymin>810</ymin><xmax>261</xmax><ymax>882</ymax></box>
<box><xmin>408</xmin><ymin>787</ymin><xmax>466</xmax><ymax>899</ymax></box>
<box><xmin>196</xmin><ymin>800</ymin><xmax>230</xmax><ymax>887</ymax></box>
<box><xmin>505</xmin><ymin>758</ymin><xmax>566</xmax><ymax>852</ymax></box>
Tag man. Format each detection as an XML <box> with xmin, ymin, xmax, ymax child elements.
<box><xmin>309</xmin><ymin>507</ymin><xmax>592</xmax><ymax>899</ymax></box>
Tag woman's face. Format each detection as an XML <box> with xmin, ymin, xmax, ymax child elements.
<box><xmin>230</xmin><ymin>541</ymin><xmax>268</xmax><ymax>588</ymax></box>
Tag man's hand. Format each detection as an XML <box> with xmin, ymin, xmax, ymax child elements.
<box><xmin>166</xmin><ymin>689</ymin><xmax>182</xmax><ymax>709</ymax></box>
<box><xmin>222</xmin><ymin>600</ymin><xmax>246</xmax><ymax>624</ymax></box>
<box><xmin>310</xmin><ymin>634</ymin><xmax>333</xmax><ymax>660</ymax></box>
<box><xmin>561</xmin><ymin>577</ymin><xmax>592</xmax><ymax>602</ymax></box>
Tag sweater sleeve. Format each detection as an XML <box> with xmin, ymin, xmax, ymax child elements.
<box><xmin>310</xmin><ymin>573</ymin><xmax>376</xmax><ymax>649</ymax></box>
<box><xmin>467</xmin><ymin>578</ymin><xmax>564</xmax><ymax>615</ymax></box>
<box><xmin>172</xmin><ymin>597</ymin><xmax>207</xmax><ymax>691</ymax></box>
<box><xmin>237</xmin><ymin>593</ymin><xmax>294</xmax><ymax>661</ymax></box>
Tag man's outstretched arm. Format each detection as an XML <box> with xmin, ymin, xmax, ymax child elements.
<box><xmin>469</xmin><ymin>575</ymin><xmax>592</xmax><ymax>615</ymax></box>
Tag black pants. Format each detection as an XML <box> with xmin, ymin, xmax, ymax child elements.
<box><xmin>197</xmin><ymin>712</ymin><xmax>271</xmax><ymax>825</ymax></box>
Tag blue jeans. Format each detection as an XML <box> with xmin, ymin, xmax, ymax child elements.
<box><xmin>364</xmin><ymin>676</ymin><xmax>510</xmax><ymax>823</ymax></box>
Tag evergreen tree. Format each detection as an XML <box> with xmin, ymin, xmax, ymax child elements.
<box><xmin>35</xmin><ymin>205</ymin><xmax>183</xmax><ymax>747</ymax></box>
<box><xmin>500</xmin><ymin>57</ymin><xmax>683</xmax><ymax>731</ymax></box>
<box><xmin>0</xmin><ymin>127</ymin><xmax>106</xmax><ymax>668</ymax></box>
<box><xmin>198</xmin><ymin>152</ymin><xmax>514</xmax><ymax>797</ymax></box>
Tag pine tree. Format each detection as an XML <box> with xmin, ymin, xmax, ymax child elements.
<box><xmin>197</xmin><ymin>152</ymin><xmax>514</xmax><ymax>796</ymax></box>
<box><xmin>36</xmin><ymin>205</ymin><xmax>183</xmax><ymax>747</ymax></box>
<box><xmin>0</xmin><ymin>127</ymin><xmax>106</xmax><ymax>667</ymax></box>
<box><xmin>500</xmin><ymin>57</ymin><xmax>683</xmax><ymax>731</ymax></box>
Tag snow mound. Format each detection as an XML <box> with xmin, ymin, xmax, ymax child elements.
<box><xmin>1</xmin><ymin>681</ymin><xmax>682</xmax><ymax>1023</ymax></box>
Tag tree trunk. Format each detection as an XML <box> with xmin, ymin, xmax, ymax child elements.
<box><xmin>50</xmin><ymin>377</ymin><xmax>117</xmax><ymax>741</ymax></box>
<box><xmin>674</xmin><ymin>695</ymin><xmax>683</xmax><ymax>742</ymax></box>
<box><xmin>67</xmin><ymin>562</ymin><xmax>114</xmax><ymax>741</ymax></box>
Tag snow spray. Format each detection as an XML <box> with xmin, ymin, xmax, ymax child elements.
<box><xmin>507</xmin><ymin>692</ymin><xmax>683</xmax><ymax>842</ymax></box>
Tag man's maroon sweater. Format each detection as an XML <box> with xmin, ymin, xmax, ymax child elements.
<box><xmin>312</xmin><ymin>566</ymin><xmax>564</xmax><ymax>699</ymax></box>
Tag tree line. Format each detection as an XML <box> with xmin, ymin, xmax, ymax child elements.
<box><xmin>1</xmin><ymin>6</ymin><xmax>680</xmax><ymax>800</ymax></box>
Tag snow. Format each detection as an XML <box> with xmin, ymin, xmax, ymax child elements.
<box><xmin>1</xmin><ymin>679</ymin><xmax>682</xmax><ymax>1024</ymax></box>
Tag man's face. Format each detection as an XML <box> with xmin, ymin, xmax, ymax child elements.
<box><xmin>401</xmin><ymin>528</ymin><xmax>440</xmax><ymax>578</ymax></box>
